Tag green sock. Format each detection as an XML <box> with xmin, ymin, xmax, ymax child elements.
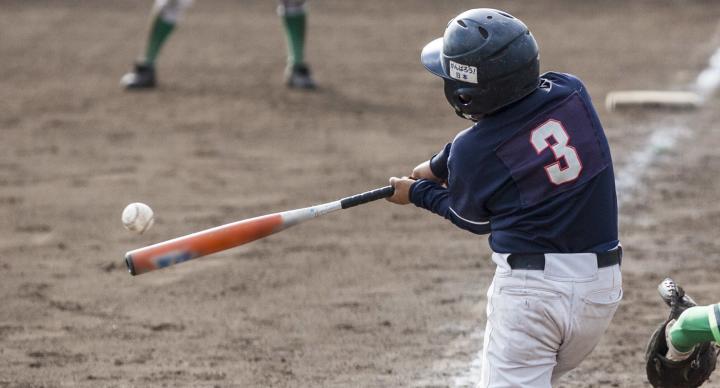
<box><xmin>282</xmin><ymin>11</ymin><xmax>306</xmax><ymax>66</ymax></box>
<box><xmin>669</xmin><ymin>304</ymin><xmax>720</xmax><ymax>352</ymax></box>
<box><xmin>144</xmin><ymin>15</ymin><xmax>176</xmax><ymax>65</ymax></box>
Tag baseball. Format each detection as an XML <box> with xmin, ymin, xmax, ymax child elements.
<box><xmin>121</xmin><ymin>202</ymin><xmax>155</xmax><ymax>234</ymax></box>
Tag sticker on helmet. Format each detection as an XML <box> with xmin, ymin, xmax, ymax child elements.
<box><xmin>449</xmin><ymin>61</ymin><xmax>478</xmax><ymax>84</ymax></box>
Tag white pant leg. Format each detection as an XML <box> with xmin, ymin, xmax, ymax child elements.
<box><xmin>551</xmin><ymin>265</ymin><xmax>622</xmax><ymax>383</ymax></box>
<box><xmin>479</xmin><ymin>278</ymin><xmax>495</xmax><ymax>388</ymax></box>
<box><xmin>154</xmin><ymin>0</ymin><xmax>193</xmax><ymax>23</ymax></box>
<box><xmin>480</xmin><ymin>267</ymin><xmax>566</xmax><ymax>387</ymax></box>
<box><xmin>277</xmin><ymin>0</ymin><xmax>306</xmax><ymax>16</ymax></box>
<box><xmin>480</xmin><ymin>253</ymin><xmax>622</xmax><ymax>388</ymax></box>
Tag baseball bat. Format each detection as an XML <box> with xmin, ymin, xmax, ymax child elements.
<box><xmin>125</xmin><ymin>185</ymin><xmax>394</xmax><ymax>276</ymax></box>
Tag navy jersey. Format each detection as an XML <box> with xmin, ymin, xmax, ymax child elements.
<box><xmin>410</xmin><ymin>72</ymin><xmax>618</xmax><ymax>253</ymax></box>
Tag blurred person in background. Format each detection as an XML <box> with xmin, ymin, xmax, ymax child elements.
<box><xmin>120</xmin><ymin>0</ymin><xmax>315</xmax><ymax>90</ymax></box>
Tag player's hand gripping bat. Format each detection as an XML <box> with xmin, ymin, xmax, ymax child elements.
<box><xmin>124</xmin><ymin>186</ymin><xmax>394</xmax><ymax>276</ymax></box>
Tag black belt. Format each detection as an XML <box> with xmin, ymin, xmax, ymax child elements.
<box><xmin>507</xmin><ymin>247</ymin><xmax>622</xmax><ymax>270</ymax></box>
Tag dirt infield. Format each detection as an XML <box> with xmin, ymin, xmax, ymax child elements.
<box><xmin>1</xmin><ymin>1</ymin><xmax>720</xmax><ymax>387</ymax></box>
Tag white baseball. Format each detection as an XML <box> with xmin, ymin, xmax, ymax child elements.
<box><xmin>122</xmin><ymin>202</ymin><xmax>155</xmax><ymax>234</ymax></box>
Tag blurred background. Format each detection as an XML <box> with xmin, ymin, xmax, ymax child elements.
<box><xmin>1</xmin><ymin>1</ymin><xmax>720</xmax><ymax>386</ymax></box>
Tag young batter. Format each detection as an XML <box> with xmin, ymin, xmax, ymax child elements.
<box><xmin>387</xmin><ymin>9</ymin><xmax>622</xmax><ymax>387</ymax></box>
<box><xmin>120</xmin><ymin>0</ymin><xmax>314</xmax><ymax>89</ymax></box>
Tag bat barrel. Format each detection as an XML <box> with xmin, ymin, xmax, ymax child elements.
<box><xmin>125</xmin><ymin>213</ymin><xmax>284</xmax><ymax>275</ymax></box>
<box><xmin>123</xmin><ymin>185</ymin><xmax>393</xmax><ymax>276</ymax></box>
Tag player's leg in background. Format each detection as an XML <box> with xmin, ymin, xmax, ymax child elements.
<box><xmin>665</xmin><ymin>303</ymin><xmax>720</xmax><ymax>360</ymax></box>
<box><xmin>120</xmin><ymin>0</ymin><xmax>193</xmax><ymax>89</ymax></box>
<box><xmin>278</xmin><ymin>0</ymin><xmax>315</xmax><ymax>89</ymax></box>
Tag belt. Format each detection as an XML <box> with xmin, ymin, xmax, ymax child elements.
<box><xmin>507</xmin><ymin>247</ymin><xmax>622</xmax><ymax>271</ymax></box>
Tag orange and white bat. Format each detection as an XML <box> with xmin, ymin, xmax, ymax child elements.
<box><xmin>124</xmin><ymin>186</ymin><xmax>394</xmax><ymax>276</ymax></box>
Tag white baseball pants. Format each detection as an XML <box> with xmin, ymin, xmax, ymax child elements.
<box><xmin>478</xmin><ymin>252</ymin><xmax>623</xmax><ymax>387</ymax></box>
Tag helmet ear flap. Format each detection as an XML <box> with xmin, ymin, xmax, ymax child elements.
<box><xmin>443</xmin><ymin>80</ymin><xmax>486</xmax><ymax>121</ymax></box>
<box><xmin>457</xmin><ymin>93</ymin><xmax>473</xmax><ymax>105</ymax></box>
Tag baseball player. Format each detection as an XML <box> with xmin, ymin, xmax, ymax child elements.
<box><xmin>387</xmin><ymin>9</ymin><xmax>622</xmax><ymax>387</ymax></box>
<box><xmin>646</xmin><ymin>278</ymin><xmax>719</xmax><ymax>387</ymax></box>
<box><xmin>120</xmin><ymin>0</ymin><xmax>315</xmax><ymax>89</ymax></box>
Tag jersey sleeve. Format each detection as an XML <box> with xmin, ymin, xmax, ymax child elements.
<box><xmin>409</xmin><ymin>179</ymin><xmax>491</xmax><ymax>235</ymax></box>
<box><xmin>429</xmin><ymin>143</ymin><xmax>451</xmax><ymax>181</ymax></box>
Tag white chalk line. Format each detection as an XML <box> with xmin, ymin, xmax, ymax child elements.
<box><xmin>420</xmin><ymin>45</ymin><xmax>720</xmax><ymax>388</ymax></box>
<box><xmin>615</xmin><ymin>126</ymin><xmax>691</xmax><ymax>208</ymax></box>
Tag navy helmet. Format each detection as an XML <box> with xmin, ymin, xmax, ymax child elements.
<box><xmin>422</xmin><ymin>9</ymin><xmax>540</xmax><ymax>120</ymax></box>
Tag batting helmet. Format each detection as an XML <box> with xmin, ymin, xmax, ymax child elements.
<box><xmin>421</xmin><ymin>9</ymin><xmax>540</xmax><ymax>120</ymax></box>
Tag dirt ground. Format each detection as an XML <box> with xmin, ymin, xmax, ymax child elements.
<box><xmin>2</xmin><ymin>1</ymin><xmax>720</xmax><ymax>387</ymax></box>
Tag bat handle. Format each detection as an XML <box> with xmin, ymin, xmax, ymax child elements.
<box><xmin>340</xmin><ymin>185</ymin><xmax>395</xmax><ymax>209</ymax></box>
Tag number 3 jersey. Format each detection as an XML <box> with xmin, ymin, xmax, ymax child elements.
<box><xmin>410</xmin><ymin>72</ymin><xmax>618</xmax><ymax>254</ymax></box>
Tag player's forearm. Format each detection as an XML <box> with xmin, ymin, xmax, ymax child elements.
<box><xmin>410</xmin><ymin>180</ymin><xmax>490</xmax><ymax>235</ymax></box>
<box><xmin>669</xmin><ymin>304</ymin><xmax>720</xmax><ymax>352</ymax></box>
<box><xmin>412</xmin><ymin>160</ymin><xmax>444</xmax><ymax>183</ymax></box>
